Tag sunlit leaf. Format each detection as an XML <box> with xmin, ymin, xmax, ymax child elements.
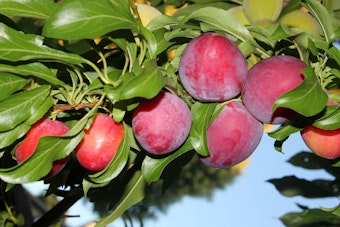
<box><xmin>281</xmin><ymin>209</ymin><xmax>340</xmax><ymax>226</ymax></box>
<box><xmin>313</xmin><ymin>105</ymin><xmax>340</xmax><ymax>130</ymax></box>
<box><xmin>0</xmin><ymin>23</ymin><xmax>85</xmax><ymax>64</ymax></box>
<box><xmin>0</xmin><ymin>0</ymin><xmax>58</xmax><ymax>19</ymax></box>
<box><xmin>273</xmin><ymin>68</ymin><xmax>328</xmax><ymax>117</ymax></box>
<box><xmin>303</xmin><ymin>0</ymin><xmax>334</xmax><ymax>42</ymax></box>
<box><xmin>190</xmin><ymin>102</ymin><xmax>217</xmax><ymax>156</ymax></box>
<box><xmin>43</xmin><ymin>0</ymin><xmax>138</xmax><ymax>40</ymax></box>
<box><xmin>181</xmin><ymin>7</ymin><xmax>258</xmax><ymax>45</ymax></box>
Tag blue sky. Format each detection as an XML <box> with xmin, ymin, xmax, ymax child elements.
<box><xmin>25</xmin><ymin>132</ymin><xmax>338</xmax><ymax>227</ymax></box>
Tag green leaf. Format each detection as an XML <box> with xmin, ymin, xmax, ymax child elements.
<box><xmin>42</xmin><ymin>0</ymin><xmax>138</xmax><ymax>40</ymax></box>
<box><xmin>303</xmin><ymin>0</ymin><xmax>334</xmax><ymax>42</ymax></box>
<box><xmin>0</xmin><ymin>73</ymin><xmax>28</xmax><ymax>101</ymax></box>
<box><xmin>273</xmin><ymin>68</ymin><xmax>328</xmax><ymax>117</ymax></box>
<box><xmin>288</xmin><ymin>151</ymin><xmax>340</xmax><ymax>178</ymax></box>
<box><xmin>0</xmin><ymin>63</ymin><xmax>65</xmax><ymax>86</ymax></box>
<box><xmin>0</xmin><ymin>133</ymin><xmax>83</xmax><ymax>184</ymax></box>
<box><xmin>190</xmin><ymin>102</ymin><xmax>217</xmax><ymax>156</ymax></box>
<box><xmin>141</xmin><ymin>139</ymin><xmax>193</xmax><ymax>184</ymax></box>
<box><xmin>0</xmin><ymin>124</ymin><xmax>30</xmax><ymax>150</ymax></box>
<box><xmin>0</xmin><ymin>86</ymin><xmax>50</xmax><ymax>132</ymax></box>
<box><xmin>0</xmin><ymin>0</ymin><xmax>58</xmax><ymax>19</ymax></box>
<box><xmin>0</xmin><ymin>95</ymin><xmax>53</xmax><ymax>149</ymax></box>
<box><xmin>181</xmin><ymin>7</ymin><xmax>257</xmax><ymax>45</ymax></box>
<box><xmin>281</xmin><ymin>209</ymin><xmax>340</xmax><ymax>227</ymax></box>
<box><xmin>313</xmin><ymin>105</ymin><xmax>340</xmax><ymax>130</ymax></box>
<box><xmin>87</xmin><ymin>124</ymin><xmax>131</xmax><ymax>184</ymax></box>
<box><xmin>322</xmin><ymin>205</ymin><xmax>340</xmax><ymax>218</ymax></box>
<box><xmin>95</xmin><ymin>171</ymin><xmax>145</xmax><ymax>227</ymax></box>
<box><xmin>268</xmin><ymin>175</ymin><xmax>338</xmax><ymax>198</ymax></box>
<box><xmin>268</xmin><ymin>123</ymin><xmax>302</xmax><ymax>141</ymax></box>
<box><xmin>105</xmin><ymin>62</ymin><xmax>165</xmax><ymax>101</ymax></box>
<box><xmin>0</xmin><ymin>23</ymin><xmax>85</xmax><ymax>64</ymax></box>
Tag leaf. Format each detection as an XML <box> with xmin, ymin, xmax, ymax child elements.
<box><xmin>95</xmin><ymin>171</ymin><xmax>145</xmax><ymax>227</ymax></box>
<box><xmin>0</xmin><ymin>86</ymin><xmax>50</xmax><ymax>132</ymax></box>
<box><xmin>0</xmin><ymin>23</ymin><xmax>85</xmax><ymax>64</ymax></box>
<box><xmin>0</xmin><ymin>133</ymin><xmax>84</xmax><ymax>184</ymax></box>
<box><xmin>0</xmin><ymin>73</ymin><xmax>28</xmax><ymax>101</ymax></box>
<box><xmin>273</xmin><ymin>68</ymin><xmax>328</xmax><ymax>117</ymax></box>
<box><xmin>105</xmin><ymin>62</ymin><xmax>165</xmax><ymax>101</ymax></box>
<box><xmin>42</xmin><ymin>0</ymin><xmax>138</xmax><ymax>40</ymax></box>
<box><xmin>87</xmin><ymin>124</ymin><xmax>131</xmax><ymax>184</ymax></box>
<box><xmin>181</xmin><ymin>7</ymin><xmax>257</xmax><ymax>45</ymax></box>
<box><xmin>189</xmin><ymin>102</ymin><xmax>217</xmax><ymax>156</ymax></box>
<box><xmin>141</xmin><ymin>139</ymin><xmax>193</xmax><ymax>184</ymax></box>
<box><xmin>0</xmin><ymin>0</ymin><xmax>58</xmax><ymax>19</ymax></box>
<box><xmin>0</xmin><ymin>63</ymin><xmax>65</xmax><ymax>86</ymax></box>
<box><xmin>288</xmin><ymin>151</ymin><xmax>340</xmax><ymax>178</ymax></box>
<box><xmin>268</xmin><ymin>175</ymin><xmax>338</xmax><ymax>198</ymax></box>
<box><xmin>322</xmin><ymin>205</ymin><xmax>340</xmax><ymax>218</ymax></box>
<box><xmin>281</xmin><ymin>209</ymin><xmax>340</xmax><ymax>227</ymax></box>
<box><xmin>268</xmin><ymin>123</ymin><xmax>302</xmax><ymax>141</ymax></box>
<box><xmin>303</xmin><ymin>0</ymin><xmax>333</xmax><ymax>42</ymax></box>
<box><xmin>313</xmin><ymin>105</ymin><xmax>340</xmax><ymax>130</ymax></box>
<box><xmin>0</xmin><ymin>95</ymin><xmax>53</xmax><ymax>149</ymax></box>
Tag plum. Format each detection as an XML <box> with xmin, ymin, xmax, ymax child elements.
<box><xmin>132</xmin><ymin>91</ymin><xmax>192</xmax><ymax>155</ymax></box>
<box><xmin>242</xmin><ymin>55</ymin><xmax>307</xmax><ymax>124</ymax></box>
<box><xmin>15</xmin><ymin>117</ymin><xmax>70</xmax><ymax>178</ymax></box>
<box><xmin>201</xmin><ymin>101</ymin><xmax>263</xmax><ymax>168</ymax></box>
<box><xmin>75</xmin><ymin>113</ymin><xmax>124</xmax><ymax>171</ymax></box>
<box><xmin>179</xmin><ymin>33</ymin><xmax>247</xmax><ymax>102</ymax></box>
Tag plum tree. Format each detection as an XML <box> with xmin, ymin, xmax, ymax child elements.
<box><xmin>179</xmin><ymin>33</ymin><xmax>248</xmax><ymax>102</ymax></box>
<box><xmin>0</xmin><ymin>1</ymin><xmax>339</xmax><ymax>226</ymax></box>
<box><xmin>75</xmin><ymin>113</ymin><xmax>124</xmax><ymax>171</ymax></box>
<box><xmin>15</xmin><ymin>117</ymin><xmax>70</xmax><ymax>178</ymax></box>
<box><xmin>200</xmin><ymin>102</ymin><xmax>263</xmax><ymax>168</ymax></box>
<box><xmin>242</xmin><ymin>55</ymin><xmax>307</xmax><ymax>124</ymax></box>
<box><xmin>132</xmin><ymin>91</ymin><xmax>191</xmax><ymax>155</ymax></box>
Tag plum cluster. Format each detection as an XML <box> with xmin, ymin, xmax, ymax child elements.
<box><xmin>131</xmin><ymin>32</ymin><xmax>309</xmax><ymax>169</ymax></box>
<box><xmin>177</xmin><ymin>33</ymin><xmax>309</xmax><ymax>168</ymax></box>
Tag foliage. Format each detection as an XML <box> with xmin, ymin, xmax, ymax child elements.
<box><xmin>0</xmin><ymin>0</ymin><xmax>338</xmax><ymax>226</ymax></box>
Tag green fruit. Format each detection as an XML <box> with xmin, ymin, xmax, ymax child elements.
<box><xmin>227</xmin><ymin>6</ymin><xmax>250</xmax><ymax>25</ymax></box>
<box><xmin>280</xmin><ymin>10</ymin><xmax>321</xmax><ymax>35</ymax></box>
<box><xmin>243</xmin><ymin>0</ymin><xmax>282</xmax><ymax>24</ymax></box>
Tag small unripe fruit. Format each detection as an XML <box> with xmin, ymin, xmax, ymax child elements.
<box><xmin>179</xmin><ymin>33</ymin><xmax>247</xmax><ymax>102</ymax></box>
<box><xmin>15</xmin><ymin>117</ymin><xmax>70</xmax><ymax>177</ymax></box>
<box><xmin>75</xmin><ymin>113</ymin><xmax>124</xmax><ymax>171</ymax></box>
<box><xmin>132</xmin><ymin>91</ymin><xmax>192</xmax><ymax>155</ymax></box>
<box><xmin>201</xmin><ymin>102</ymin><xmax>263</xmax><ymax>168</ymax></box>
<box><xmin>242</xmin><ymin>55</ymin><xmax>306</xmax><ymax>124</ymax></box>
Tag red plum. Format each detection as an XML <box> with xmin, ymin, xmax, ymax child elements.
<box><xmin>179</xmin><ymin>33</ymin><xmax>248</xmax><ymax>102</ymax></box>
<box><xmin>242</xmin><ymin>55</ymin><xmax>306</xmax><ymax>124</ymax></box>
<box><xmin>132</xmin><ymin>91</ymin><xmax>192</xmax><ymax>155</ymax></box>
<box><xmin>201</xmin><ymin>101</ymin><xmax>263</xmax><ymax>168</ymax></box>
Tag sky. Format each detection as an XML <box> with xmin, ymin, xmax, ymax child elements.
<box><xmin>25</xmin><ymin>132</ymin><xmax>339</xmax><ymax>227</ymax></box>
